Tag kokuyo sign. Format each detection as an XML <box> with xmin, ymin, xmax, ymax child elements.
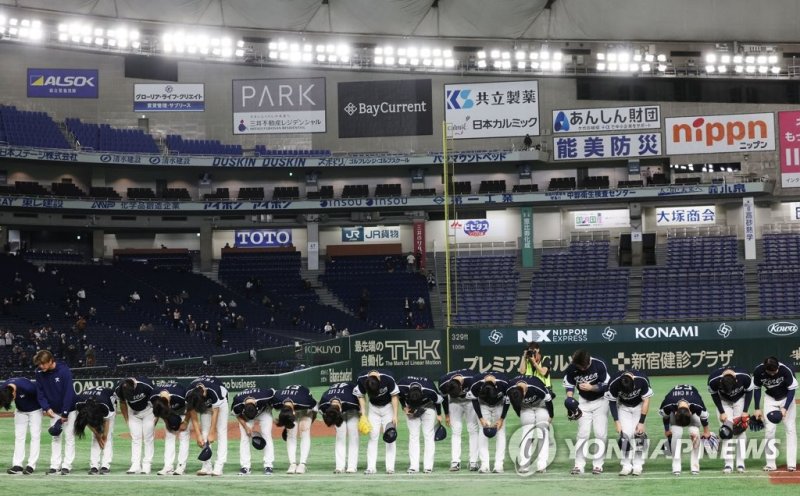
<box><xmin>665</xmin><ymin>113</ymin><xmax>775</xmax><ymax>155</ymax></box>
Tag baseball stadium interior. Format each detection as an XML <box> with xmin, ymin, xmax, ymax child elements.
<box><xmin>0</xmin><ymin>1</ymin><xmax>799</xmax><ymax>492</ymax></box>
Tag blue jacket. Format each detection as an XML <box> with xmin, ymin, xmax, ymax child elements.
<box><xmin>35</xmin><ymin>361</ymin><xmax>75</xmax><ymax>417</ymax></box>
<box><xmin>1</xmin><ymin>377</ymin><xmax>40</xmax><ymax>412</ymax></box>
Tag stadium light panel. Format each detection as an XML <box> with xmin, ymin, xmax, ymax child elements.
<box><xmin>745</xmin><ymin>55</ymin><xmax>755</xmax><ymax>64</ymax></box>
<box><xmin>443</xmin><ymin>49</ymin><xmax>452</xmax><ymax>58</ymax></box>
<box><xmin>552</xmin><ymin>60</ymin><xmax>563</xmax><ymax>71</ymax></box>
<box><xmin>705</xmin><ymin>64</ymin><xmax>715</xmax><ymax>73</ymax></box>
<box><xmin>517</xmin><ymin>61</ymin><xmax>526</xmax><ymax>69</ymax></box>
<box><xmin>444</xmin><ymin>58</ymin><xmax>455</xmax><ymax>68</ymax></box>
<box><xmin>58</xmin><ymin>32</ymin><xmax>68</xmax><ymax>42</ymax></box>
<box><xmin>553</xmin><ymin>51</ymin><xmax>563</xmax><ymax>61</ymax></box>
<box><xmin>745</xmin><ymin>65</ymin><xmax>756</xmax><ymax>73</ymax></box>
<box><xmin>326</xmin><ymin>44</ymin><xmax>335</xmax><ymax>53</ymax></box>
<box><xmin>529</xmin><ymin>51</ymin><xmax>539</xmax><ymax>60</ymax></box>
<box><xmin>420</xmin><ymin>47</ymin><xmax>431</xmax><ymax>58</ymax></box>
<box><xmin>476</xmin><ymin>50</ymin><xmax>486</xmax><ymax>59</ymax></box>
<box><xmin>733</xmin><ymin>54</ymin><xmax>743</xmax><ymax>64</ymax></box>
<box><xmin>596</xmin><ymin>62</ymin><xmax>606</xmax><ymax>71</ymax></box>
<box><xmin>316</xmin><ymin>53</ymin><xmax>325</xmax><ymax>62</ymax></box>
<box><xmin>432</xmin><ymin>48</ymin><xmax>442</xmax><ymax>57</ymax></box>
<box><xmin>384</xmin><ymin>46</ymin><xmax>394</xmax><ymax>55</ymax></box>
<box><xmin>657</xmin><ymin>63</ymin><xmax>667</xmax><ymax>72</ymax></box>
<box><xmin>489</xmin><ymin>49</ymin><xmax>500</xmax><ymax>59</ymax></box>
<box><xmin>771</xmin><ymin>66</ymin><xmax>781</xmax><ymax>74</ymax></box>
<box><xmin>720</xmin><ymin>54</ymin><xmax>731</xmax><ymax>64</ymax></box>
<box><xmin>619</xmin><ymin>62</ymin><xmax>629</xmax><ymax>72</ymax></box>
<box><xmin>398</xmin><ymin>56</ymin><xmax>408</xmax><ymax>65</ymax></box>
<box><xmin>657</xmin><ymin>53</ymin><xmax>667</xmax><ymax>62</ymax></box>
<box><xmin>629</xmin><ymin>62</ymin><xmax>638</xmax><ymax>72</ymax></box>
<box><xmin>397</xmin><ymin>47</ymin><xmax>407</xmax><ymax>56</ymax></box>
<box><xmin>541</xmin><ymin>60</ymin><xmax>551</xmax><ymax>70</ymax></box>
<box><xmin>327</xmin><ymin>54</ymin><xmax>338</xmax><ymax>63</ymax></box>
<box><xmin>540</xmin><ymin>49</ymin><xmax>550</xmax><ymax>60</ymax></box>
<box><xmin>374</xmin><ymin>55</ymin><xmax>383</xmax><ymax>65</ymax></box>
<box><xmin>408</xmin><ymin>47</ymin><xmax>418</xmax><ymax>57</ymax></box>
<box><xmin>758</xmin><ymin>65</ymin><xmax>768</xmax><ymax>74</ymax></box>
<box><xmin>607</xmin><ymin>52</ymin><xmax>617</xmax><ymax>62</ymax></box>
<box><xmin>644</xmin><ymin>53</ymin><xmax>654</xmax><ymax>62</ymax></box>
<box><xmin>385</xmin><ymin>56</ymin><xmax>395</xmax><ymax>65</ymax></box>
<box><xmin>433</xmin><ymin>58</ymin><xmax>443</xmax><ymax>67</ymax></box>
<box><xmin>422</xmin><ymin>58</ymin><xmax>432</xmax><ymax>66</ymax></box>
<box><xmin>705</xmin><ymin>53</ymin><xmax>716</xmax><ymax>63</ymax></box>
<box><xmin>596</xmin><ymin>52</ymin><xmax>606</xmax><ymax>60</ymax></box>
<box><xmin>530</xmin><ymin>61</ymin><xmax>540</xmax><ymax>69</ymax></box>
<box><xmin>768</xmin><ymin>54</ymin><xmax>778</xmax><ymax>64</ymax></box>
<box><xmin>501</xmin><ymin>51</ymin><xmax>511</xmax><ymax>60</ymax></box>
<box><xmin>641</xmin><ymin>63</ymin><xmax>651</xmax><ymax>71</ymax></box>
<box><xmin>618</xmin><ymin>52</ymin><xmax>630</xmax><ymax>63</ymax></box>
<box><xmin>734</xmin><ymin>65</ymin><xmax>743</xmax><ymax>73</ymax></box>
<box><xmin>301</xmin><ymin>52</ymin><xmax>312</xmax><ymax>62</ymax></box>
<box><xmin>515</xmin><ymin>50</ymin><xmax>526</xmax><ymax>60</ymax></box>
<box><xmin>717</xmin><ymin>65</ymin><xmax>727</xmax><ymax>73</ymax></box>
<box><xmin>608</xmin><ymin>62</ymin><xmax>618</xmax><ymax>72</ymax></box>
<box><xmin>757</xmin><ymin>55</ymin><xmax>767</xmax><ymax>64</ymax></box>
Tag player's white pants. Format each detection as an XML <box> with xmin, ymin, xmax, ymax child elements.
<box><xmin>518</xmin><ymin>407</ymin><xmax>550</xmax><ymax>472</ymax></box>
<box><xmin>618</xmin><ymin>403</ymin><xmax>645</xmax><ymax>470</ymax></box>
<box><xmin>286</xmin><ymin>411</ymin><xmax>312</xmax><ymax>466</ymax></box>
<box><xmin>199</xmin><ymin>402</ymin><xmax>229</xmax><ymax>473</ymax></box>
<box><xmin>764</xmin><ymin>395</ymin><xmax>797</xmax><ymax>468</ymax></box>
<box><xmin>49</xmin><ymin>412</ymin><xmax>76</xmax><ymax>470</ymax></box>
<box><xmin>670</xmin><ymin>416</ymin><xmax>702</xmax><ymax>473</ymax></box>
<box><xmin>334</xmin><ymin>411</ymin><xmax>359</xmax><ymax>472</ymax></box>
<box><xmin>719</xmin><ymin>397</ymin><xmax>746</xmax><ymax>469</ymax></box>
<box><xmin>407</xmin><ymin>407</ymin><xmax>436</xmax><ymax>472</ymax></box>
<box><xmin>127</xmin><ymin>406</ymin><xmax>155</xmax><ymax>471</ymax></box>
<box><xmin>477</xmin><ymin>403</ymin><xmax>506</xmax><ymax>472</ymax></box>
<box><xmin>574</xmin><ymin>397</ymin><xmax>609</xmax><ymax>471</ymax></box>
<box><xmin>239</xmin><ymin>411</ymin><xmax>274</xmax><ymax>470</ymax></box>
<box><xmin>449</xmin><ymin>398</ymin><xmax>478</xmax><ymax>465</ymax></box>
<box><xmin>89</xmin><ymin>412</ymin><xmax>115</xmax><ymax>469</ymax></box>
<box><xmin>12</xmin><ymin>409</ymin><xmax>42</xmax><ymax>469</ymax></box>
<box><xmin>366</xmin><ymin>403</ymin><xmax>396</xmax><ymax>472</ymax></box>
<box><xmin>163</xmin><ymin>415</ymin><xmax>190</xmax><ymax>472</ymax></box>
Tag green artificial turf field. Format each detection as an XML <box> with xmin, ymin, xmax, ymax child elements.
<box><xmin>0</xmin><ymin>375</ymin><xmax>797</xmax><ymax>495</ymax></box>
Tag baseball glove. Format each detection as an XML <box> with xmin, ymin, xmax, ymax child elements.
<box><xmin>358</xmin><ymin>415</ymin><xmax>372</xmax><ymax>435</ymax></box>
<box><xmin>732</xmin><ymin>414</ymin><xmax>748</xmax><ymax>435</ymax></box>
<box><xmin>748</xmin><ymin>416</ymin><xmax>765</xmax><ymax>432</ymax></box>
<box><xmin>702</xmin><ymin>433</ymin><xmax>720</xmax><ymax>454</ymax></box>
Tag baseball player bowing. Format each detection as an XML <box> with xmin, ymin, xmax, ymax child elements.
<box><xmin>1</xmin><ymin>377</ymin><xmax>42</xmax><ymax>475</ymax></box>
<box><xmin>72</xmin><ymin>386</ymin><xmax>117</xmax><ymax>475</ymax></box>
<box><xmin>115</xmin><ymin>377</ymin><xmax>155</xmax><ymax>474</ymax></box>
<box><xmin>467</xmin><ymin>372</ymin><xmax>510</xmax><ymax>473</ymax></box>
<box><xmin>231</xmin><ymin>387</ymin><xmax>276</xmax><ymax>476</ymax></box>
<box><xmin>150</xmin><ymin>382</ymin><xmax>190</xmax><ymax>475</ymax></box>
<box><xmin>438</xmin><ymin>369</ymin><xmax>479</xmax><ymax>472</ymax></box>
<box><xmin>354</xmin><ymin>369</ymin><xmax>400</xmax><ymax>474</ymax></box>
<box><xmin>753</xmin><ymin>356</ymin><xmax>798</xmax><ymax>472</ymax></box>
<box><xmin>506</xmin><ymin>375</ymin><xmax>553</xmax><ymax>474</ymax></box>
<box><xmin>563</xmin><ymin>349</ymin><xmax>610</xmax><ymax>475</ymax></box>
<box><xmin>186</xmin><ymin>376</ymin><xmax>229</xmax><ymax>476</ymax></box>
<box><xmin>707</xmin><ymin>365</ymin><xmax>754</xmax><ymax>473</ymax></box>
<box><xmin>398</xmin><ymin>376</ymin><xmax>443</xmax><ymax>474</ymax></box>
<box><xmin>316</xmin><ymin>382</ymin><xmax>361</xmax><ymax>474</ymax></box>
<box><xmin>659</xmin><ymin>384</ymin><xmax>713</xmax><ymax>476</ymax></box>
<box><xmin>605</xmin><ymin>369</ymin><xmax>652</xmax><ymax>476</ymax></box>
<box><xmin>33</xmin><ymin>349</ymin><xmax>76</xmax><ymax>475</ymax></box>
<box><xmin>272</xmin><ymin>384</ymin><xmax>317</xmax><ymax>474</ymax></box>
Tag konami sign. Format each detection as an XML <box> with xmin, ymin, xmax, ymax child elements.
<box><xmin>665</xmin><ymin>113</ymin><xmax>775</xmax><ymax>155</ymax></box>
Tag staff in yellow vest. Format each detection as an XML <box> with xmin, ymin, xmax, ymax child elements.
<box><xmin>517</xmin><ymin>343</ymin><xmax>552</xmax><ymax>394</ymax></box>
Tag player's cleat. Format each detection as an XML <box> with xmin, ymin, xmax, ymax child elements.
<box><xmin>469</xmin><ymin>463</ymin><xmax>479</xmax><ymax>472</ymax></box>
<box><xmin>157</xmin><ymin>467</ymin><xmax>174</xmax><ymax>476</ymax></box>
<box><xmin>100</xmin><ymin>467</ymin><xmax>110</xmax><ymax>475</ymax></box>
<box><xmin>238</xmin><ymin>467</ymin><xmax>251</xmax><ymax>476</ymax></box>
<box><xmin>126</xmin><ymin>466</ymin><xmax>140</xmax><ymax>474</ymax></box>
<box><xmin>492</xmin><ymin>467</ymin><xmax>504</xmax><ymax>474</ymax></box>
<box><xmin>478</xmin><ymin>466</ymin><xmax>490</xmax><ymax>474</ymax></box>
<box><xmin>449</xmin><ymin>462</ymin><xmax>461</xmax><ymax>472</ymax></box>
<box><xmin>196</xmin><ymin>469</ymin><xmax>211</xmax><ymax>476</ymax></box>
<box><xmin>570</xmin><ymin>466</ymin><xmax>583</xmax><ymax>475</ymax></box>
<box><xmin>23</xmin><ymin>466</ymin><xmax>34</xmax><ymax>475</ymax></box>
<box><xmin>691</xmin><ymin>471</ymin><xmax>700</xmax><ymax>475</ymax></box>
<box><xmin>518</xmin><ymin>466</ymin><xmax>530</xmax><ymax>474</ymax></box>
<box><xmin>47</xmin><ymin>468</ymin><xmax>59</xmax><ymax>476</ymax></box>
<box><xmin>723</xmin><ymin>466</ymin><xmax>733</xmax><ymax>474</ymax></box>
<box><xmin>535</xmin><ymin>468</ymin><xmax>547</xmax><ymax>474</ymax></box>
<box><xmin>141</xmin><ymin>465</ymin><xmax>151</xmax><ymax>475</ymax></box>
<box><xmin>592</xmin><ymin>467</ymin><xmax>604</xmax><ymax>475</ymax></box>
<box><xmin>385</xmin><ymin>469</ymin><xmax>395</xmax><ymax>475</ymax></box>
<box><xmin>60</xmin><ymin>468</ymin><xmax>70</xmax><ymax>476</ymax></box>
<box><xmin>737</xmin><ymin>466</ymin><xmax>745</xmax><ymax>473</ymax></box>
<box><xmin>286</xmin><ymin>463</ymin><xmax>297</xmax><ymax>474</ymax></box>
<box><xmin>763</xmin><ymin>465</ymin><xmax>777</xmax><ymax>472</ymax></box>
<box><xmin>406</xmin><ymin>468</ymin><xmax>418</xmax><ymax>474</ymax></box>
<box><xmin>7</xmin><ymin>466</ymin><xmax>23</xmax><ymax>475</ymax></box>
<box><xmin>632</xmin><ymin>467</ymin><xmax>643</xmax><ymax>476</ymax></box>
<box><xmin>264</xmin><ymin>467</ymin><xmax>273</xmax><ymax>476</ymax></box>
<box><xmin>364</xmin><ymin>469</ymin><xmax>376</xmax><ymax>475</ymax></box>
<box><xmin>788</xmin><ymin>467</ymin><xmax>797</xmax><ymax>472</ymax></box>
<box><xmin>295</xmin><ymin>464</ymin><xmax>306</xmax><ymax>475</ymax></box>
<box><xmin>173</xmin><ymin>466</ymin><xmax>185</xmax><ymax>476</ymax></box>
<box><xmin>673</xmin><ymin>471</ymin><xmax>681</xmax><ymax>476</ymax></box>
<box><xmin>345</xmin><ymin>469</ymin><xmax>356</xmax><ymax>474</ymax></box>
<box><xmin>619</xmin><ymin>466</ymin><xmax>633</xmax><ymax>476</ymax></box>
<box><xmin>423</xmin><ymin>469</ymin><xmax>432</xmax><ymax>474</ymax></box>
<box><xmin>333</xmin><ymin>469</ymin><xmax>343</xmax><ymax>474</ymax></box>
<box><xmin>211</xmin><ymin>469</ymin><xmax>223</xmax><ymax>477</ymax></box>
<box><xmin>88</xmin><ymin>467</ymin><xmax>99</xmax><ymax>475</ymax></box>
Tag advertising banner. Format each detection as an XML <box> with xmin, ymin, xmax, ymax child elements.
<box><xmin>27</xmin><ymin>68</ymin><xmax>98</xmax><ymax>98</ymax></box>
<box><xmin>341</xmin><ymin>226</ymin><xmax>401</xmax><ymax>243</ymax></box>
<box><xmin>351</xmin><ymin>330</ymin><xmax>444</xmax><ymax>378</ymax></box>
<box><xmin>234</xmin><ymin>229</ymin><xmax>292</xmax><ymax>247</ymax></box>
<box><xmin>134</xmin><ymin>83</ymin><xmax>204</xmax><ymax>112</ymax></box>
<box><xmin>665</xmin><ymin>113</ymin><xmax>775</xmax><ymax>155</ymax></box>
<box><xmin>743</xmin><ymin>197</ymin><xmax>756</xmax><ymax>260</ymax></box>
<box><xmin>445</xmin><ymin>80</ymin><xmax>539</xmax><ymax>139</ymax></box>
<box><xmin>232</xmin><ymin>78</ymin><xmax>326</xmax><ymax>134</ymax></box>
<box><xmin>553</xmin><ymin>105</ymin><xmax>660</xmax><ymax>133</ymax></box>
<box><xmin>413</xmin><ymin>220</ymin><xmax>426</xmax><ymax>269</ymax></box>
<box><xmin>554</xmin><ymin>133</ymin><xmax>662</xmax><ymax>161</ymax></box>
<box><xmin>520</xmin><ymin>207</ymin><xmax>534</xmax><ymax>267</ymax></box>
<box><xmin>573</xmin><ymin>209</ymin><xmax>630</xmax><ymax>229</ymax></box>
<box><xmin>655</xmin><ymin>206</ymin><xmax>716</xmax><ymax>226</ymax></box>
<box><xmin>338</xmin><ymin>79</ymin><xmax>432</xmax><ymax>138</ymax></box>
<box><xmin>779</xmin><ymin>111</ymin><xmax>800</xmax><ymax>187</ymax></box>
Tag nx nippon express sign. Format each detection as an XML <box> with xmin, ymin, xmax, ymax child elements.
<box><xmin>234</xmin><ymin>229</ymin><xmax>292</xmax><ymax>247</ymax></box>
<box><xmin>338</xmin><ymin>79</ymin><xmax>432</xmax><ymax>138</ymax></box>
<box><xmin>27</xmin><ymin>68</ymin><xmax>98</xmax><ymax>98</ymax></box>
<box><xmin>445</xmin><ymin>80</ymin><xmax>539</xmax><ymax>139</ymax></box>
<box><xmin>552</xmin><ymin>105</ymin><xmax>661</xmax><ymax>134</ymax></box>
<box><xmin>233</xmin><ymin>78</ymin><xmax>326</xmax><ymax>134</ymax></box>
<box><xmin>665</xmin><ymin>113</ymin><xmax>776</xmax><ymax>155</ymax></box>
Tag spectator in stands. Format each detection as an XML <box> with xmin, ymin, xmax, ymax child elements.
<box><xmin>426</xmin><ymin>272</ymin><xmax>436</xmax><ymax>288</ymax></box>
<box><xmin>405</xmin><ymin>312</ymin><xmax>413</xmax><ymax>328</ymax></box>
<box><xmin>323</xmin><ymin>322</ymin><xmax>333</xmax><ymax>335</ymax></box>
<box><xmin>139</xmin><ymin>323</ymin><xmax>154</xmax><ymax>333</ymax></box>
<box><xmin>215</xmin><ymin>322</ymin><xmax>223</xmax><ymax>346</ymax></box>
<box><xmin>38</xmin><ymin>265</ymin><xmax>46</xmax><ymax>273</ymax></box>
<box><xmin>200</xmin><ymin>321</ymin><xmax>210</xmax><ymax>334</ymax></box>
<box><xmin>406</xmin><ymin>252</ymin><xmax>416</xmax><ymax>272</ymax></box>
<box><xmin>404</xmin><ymin>297</ymin><xmax>411</xmax><ymax>313</ymax></box>
<box><xmin>186</xmin><ymin>315</ymin><xmax>197</xmax><ymax>334</ymax></box>
<box><xmin>416</xmin><ymin>297</ymin><xmax>426</xmax><ymax>311</ymax></box>
<box><xmin>415</xmin><ymin>251</ymin><xmax>422</xmax><ymax>271</ymax></box>
<box><xmin>24</xmin><ymin>285</ymin><xmax>36</xmax><ymax>303</ymax></box>
<box><xmin>224</xmin><ymin>243</ymin><xmax>231</xmax><ymax>249</ymax></box>
<box><xmin>643</xmin><ymin>167</ymin><xmax>652</xmax><ymax>186</ymax></box>
<box><xmin>2</xmin><ymin>297</ymin><xmax>11</xmax><ymax>315</ymax></box>
<box><xmin>84</xmin><ymin>347</ymin><xmax>96</xmax><ymax>367</ymax></box>
<box><xmin>76</xmin><ymin>288</ymin><xmax>86</xmax><ymax>302</ymax></box>
<box><xmin>341</xmin><ymin>328</ymin><xmax>350</xmax><ymax>337</ymax></box>
<box><xmin>172</xmin><ymin>309</ymin><xmax>181</xmax><ymax>329</ymax></box>
<box><xmin>229</xmin><ymin>299</ymin><xmax>237</xmax><ymax>309</ymax></box>
<box><xmin>262</xmin><ymin>295</ymin><xmax>272</xmax><ymax>308</ymax></box>
<box><xmin>245</xmin><ymin>279</ymin><xmax>253</xmax><ymax>297</ymax></box>
<box><xmin>13</xmin><ymin>272</ymin><xmax>21</xmax><ymax>284</ymax></box>
<box><xmin>88</xmin><ymin>307</ymin><xmax>96</xmax><ymax>319</ymax></box>
<box><xmin>235</xmin><ymin>315</ymin><xmax>246</xmax><ymax>329</ymax></box>
<box><xmin>179</xmin><ymin>289</ymin><xmax>189</xmax><ymax>300</ymax></box>
<box><xmin>129</xmin><ymin>291</ymin><xmax>140</xmax><ymax>304</ymax></box>
<box><xmin>523</xmin><ymin>134</ymin><xmax>533</xmax><ymax>150</ymax></box>
<box><xmin>75</xmin><ymin>316</ymin><xmax>87</xmax><ymax>332</ymax></box>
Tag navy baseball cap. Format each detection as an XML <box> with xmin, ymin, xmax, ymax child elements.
<box><xmin>48</xmin><ymin>421</ymin><xmax>63</xmax><ymax>437</ymax></box>
<box><xmin>251</xmin><ymin>433</ymin><xmax>266</xmax><ymax>450</ymax></box>
<box><xmin>767</xmin><ymin>410</ymin><xmax>783</xmax><ymax>424</ymax></box>
<box><xmin>383</xmin><ymin>422</ymin><xmax>398</xmax><ymax>443</ymax></box>
<box><xmin>197</xmin><ymin>441</ymin><xmax>213</xmax><ymax>462</ymax></box>
<box><xmin>434</xmin><ymin>423</ymin><xmax>447</xmax><ymax>442</ymax></box>
<box><xmin>483</xmin><ymin>427</ymin><xmax>498</xmax><ymax>438</ymax></box>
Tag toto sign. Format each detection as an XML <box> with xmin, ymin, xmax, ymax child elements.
<box><xmin>234</xmin><ymin>229</ymin><xmax>292</xmax><ymax>247</ymax></box>
<box><xmin>767</xmin><ymin>321</ymin><xmax>798</xmax><ymax>336</ymax></box>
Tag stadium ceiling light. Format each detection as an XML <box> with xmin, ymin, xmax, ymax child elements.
<box><xmin>597</xmin><ymin>52</ymin><xmax>606</xmax><ymax>60</ymax></box>
<box><xmin>734</xmin><ymin>65</ymin><xmax>744</xmax><ymax>73</ymax></box>
<box><xmin>551</xmin><ymin>60</ymin><xmax>563</xmax><ymax>71</ymax></box>
<box><xmin>644</xmin><ymin>53</ymin><xmax>654</xmax><ymax>62</ymax></box>
<box><xmin>490</xmin><ymin>49</ymin><xmax>500</xmax><ymax>59</ymax></box>
<box><xmin>476</xmin><ymin>50</ymin><xmax>486</xmax><ymax>59</ymax></box>
<box><xmin>705</xmin><ymin>53</ymin><xmax>716</xmax><ymax>64</ymax></box>
<box><xmin>444</xmin><ymin>58</ymin><xmax>455</xmax><ymax>68</ymax></box>
<box><xmin>657</xmin><ymin>63</ymin><xmax>667</xmax><ymax>72</ymax></box>
<box><xmin>597</xmin><ymin>62</ymin><xmax>606</xmax><ymax>71</ymax></box>
<box><xmin>705</xmin><ymin>64</ymin><xmax>715</xmax><ymax>73</ymax></box>
<box><xmin>641</xmin><ymin>63</ymin><xmax>651</xmax><ymax>72</ymax></box>
<box><xmin>608</xmin><ymin>62</ymin><xmax>618</xmax><ymax>72</ymax></box>
<box><xmin>758</xmin><ymin>65</ymin><xmax>768</xmax><ymax>74</ymax></box>
<box><xmin>515</xmin><ymin>50</ymin><xmax>526</xmax><ymax>60</ymax></box>
<box><xmin>476</xmin><ymin>59</ymin><xmax>487</xmax><ymax>68</ymax></box>
<box><xmin>771</xmin><ymin>66</ymin><xmax>781</xmax><ymax>74</ymax></box>
<box><xmin>717</xmin><ymin>65</ymin><xmax>727</xmax><ymax>73</ymax></box>
<box><xmin>745</xmin><ymin>65</ymin><xmax>756</xmax><ymax>73</ymax></box>
<box><xmin>720</xmin><ymin>54</ymin><xmax>731</xmax><ymax>64</ymax></box>
<box><xmin>517</xmin><ymin>60</ymin><xmax>526</xmax><ymax>69</ymax></box>
<box><xmin>768</xmin><ymin>54</ymin><xmax>779</xmax><ymax>64</ymax></box>
<box><xmin>657</xmin><ymin>53</ymin><xmax>667</xmax><ymax>62</ymax></box>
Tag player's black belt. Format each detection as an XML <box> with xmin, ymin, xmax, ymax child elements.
<box><xmin>370</xmin><ymin>398</ymin><xmax>391</xmax><ymax>407</ymax></box>
<box><xmin>767</xmin><ymin>393</ymin><xmax>787</xmax><ymax>401</ymax></box>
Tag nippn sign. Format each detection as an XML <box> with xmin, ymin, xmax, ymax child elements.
<box><xmin>665</xmin><ymin>113</ymin><xmax>775</xmax><ymax>155</ymax></box>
